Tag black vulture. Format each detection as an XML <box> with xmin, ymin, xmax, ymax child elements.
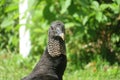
<box><xmin>22</xmin><ymin>21</ymin><xmax>67</xmax><ymax>80</ymax></box>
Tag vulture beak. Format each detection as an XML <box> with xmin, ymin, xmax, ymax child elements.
<box><xmin>59</xmin><ymin>33</ymin><xmax>64</xmax><ymax>40</ymax></box>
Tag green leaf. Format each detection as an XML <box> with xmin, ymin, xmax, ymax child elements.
<box><xmin>83</xmin><ymin>16</ymin><xmax>88</xmax><ymax>25</ymax></box>
<box><xmin>100</xmin><ymin>4</ymin><xmax>109</xmax><ymax>11</ymax></box>
<box><xmin>61</xmin><ymin>0</ymin><xmax>71</xmax><ymax>14</ymax></box>
<box><xmin>111</xmin><ymin>34</ymin><xmax>120</xmax><ymax>43</ymax></box>
<box><xmin>91</xmin><ymin>1</ymin><xmax>99</xmax><ymax>10</ymax></box>
<box><xmin>5</xmin><ymin>4</ymin><xmax>18</xmax><ymax>12</ymax></box>
<box><xmin>113</xmin><ymin>0</ymin><xmax>120</xmax><ymax>4</ymax></box>
<box><xmin>65</xmin><ymin>22</ymin><xmax>75</xmax><ymax>28</ymax></box>
<box><xmin>95</xmin><ymin>12</ymin><xmax>102</xmax><ymax>22</ymax></box>
<box><xmin>0</xmin><ymin>0</ymin><xmax>5</xmax><ymax>6</ymax></box>
<box><xmin>116</xmin><ymin>0</ymin><xmax>120</xmax><ymax>4</ymax></box>
<box><xmin>109</xmin><ymin>3</ymin><xmax>119</xmax><ymax>14</ymax></box>
<box><xmin>1</xmin><ymin>18</ymin><xmax>14</xmax><ymax>28</ymax></box>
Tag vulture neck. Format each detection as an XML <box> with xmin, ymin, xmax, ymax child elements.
<box><xmin>48</xmin><ymin>36</ymin><xmax>66</xmax><ymax>57</ymax></box>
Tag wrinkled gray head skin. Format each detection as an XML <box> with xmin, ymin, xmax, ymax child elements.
<box><xmin>48</xmin><ymin>21</ymin><xmax>66</xmax><ymax>57</ymax></box>
<box><xmin>49</xmin><ymin>21</ymin><xmax>65</xmax><ymax>40</ymax></box>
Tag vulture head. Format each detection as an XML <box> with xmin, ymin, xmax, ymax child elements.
<box><xmin>49</xmin><ymin>21</ymin><xmax>65</xmax><ymax>41</ymax></box>
<box><xmin>48</xmin><ymin>21</ymin><xmax>66</xmax><ymax>57</ymax></box>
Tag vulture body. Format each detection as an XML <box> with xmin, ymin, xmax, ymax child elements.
<box><xmin>22</xmin><ymin>21</ymin><xmax>67</xmax><ymax>80</ymax></box>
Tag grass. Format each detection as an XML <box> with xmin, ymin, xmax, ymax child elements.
<box><xmin>0</xmin><ymin>53</ymin><xmax>120</xmax><ymax>80</ymax></box>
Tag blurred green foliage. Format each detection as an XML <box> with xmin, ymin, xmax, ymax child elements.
<box><xmin>0</xmin><ymin>0</ymin><xmax>120</xmax><ymax>68</ymax></box>
<box><xmin>0</xmin><ymin>0</ymin><xmax>19</xmax><ymax>54</ymax></box>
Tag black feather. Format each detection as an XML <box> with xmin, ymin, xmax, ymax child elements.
<box><xmin>22</xmin><ymin>21</ymin><xmax>67</xmax><ymax>80</ymax></box>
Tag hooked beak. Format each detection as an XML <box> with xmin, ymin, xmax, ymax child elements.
<box><xmin>59</xmin><ymin>33</ymin><xmax>64</xmax><ymax>40</ymax></box>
